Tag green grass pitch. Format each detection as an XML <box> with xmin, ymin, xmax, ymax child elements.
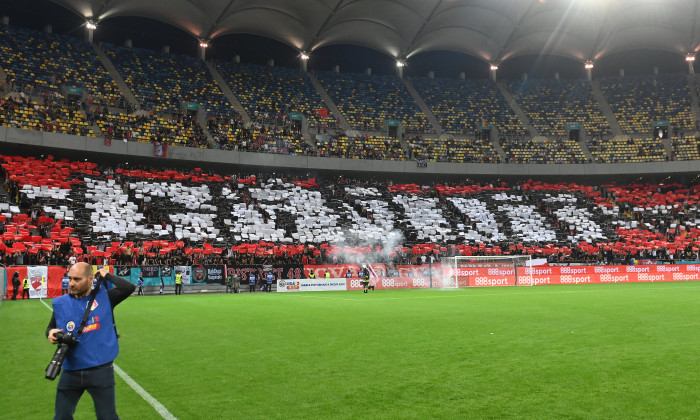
<box><xmin>2</xmin><ymin>282</ymin><xmax>700</xmax><ymax>419</ymax></box>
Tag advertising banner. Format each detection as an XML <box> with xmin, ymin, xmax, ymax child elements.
<box><xmin>277</xmin><ymin>278</ymin><xmax>347</xmax><ymax>292</ymax></box>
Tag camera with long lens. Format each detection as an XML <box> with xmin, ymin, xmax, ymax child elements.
<box><xmin>45</xmin><ymin>332</ymin><xmax>78</xmax><ymax>380</ymax></box>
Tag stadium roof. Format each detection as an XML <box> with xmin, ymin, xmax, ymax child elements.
<box><xmin>52</xmin><ymin>0</ymin><xmax>700</xmax><ymax>64</ymax></box>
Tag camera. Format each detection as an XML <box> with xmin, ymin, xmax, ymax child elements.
<box><xmin>45</xmin><ymin>332</ymin><xmax>78</xmax><ymax>381</ymax></box>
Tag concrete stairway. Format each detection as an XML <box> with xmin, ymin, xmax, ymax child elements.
<box><xmin>491</xmin><ymin>134</ymin><xmax>508</xmax><ymax>160</ymax></box>
<box><xmin>205</xmin><ymin>61</ymin><xmax>251</xmax><ymax>124</ymax></box>
<box><xmin>590</xmin><ymin>80</ymin><xmax>623</xmax><ymax>136</ymax></box>
<box><xmin>403</xmin><ymin>78</ymin><xmax>442</xmax><ymax>134</ymax></box>
<box><xmin>92</xmin><ymin>43</ymin><xmax>139</xmax><ymax>110</ymax></box>
<box><xmin>306</xmin><ymin>72</ymin><xmax>351</xmax><ymax>132</ymax></box>
<box><xmin>687</xmin><ymin>74</ymin><xmax>700</xmax><ymax>128</ymax></box>
<box><xmin>578</xmin><ymin>138</ymin><xmax>594</xmax><ymax>161</ymax></box>
<box><xmin>495</xmin><ymin>81</ymin><xmax>539</xmax><ymax>137</ymax></box>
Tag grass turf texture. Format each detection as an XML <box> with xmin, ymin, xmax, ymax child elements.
<box><xmin>2</xmin><ymin>283</ymin><xmax>700</xmax><ymax>419</ymax></box>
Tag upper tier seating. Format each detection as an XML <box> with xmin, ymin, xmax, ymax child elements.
<box><xmin>411</xmin><ymin>77</ymin><xmax>525</xmax><ymax>136</ymax></box>
<box><xmin>215</xmin><ymin>62</ymin><xmax>336</xmax><ymax>131</ymax></box>
<box><xmin>103</xmin><ymin>43</ymin><xmax>233</xmax><ymax>116</ymax></box>
<box><xmin>504</xmin><ymin>78</ymin><xmax>610</xmax><ymax>138</ymax></box>
<box><xmin>316</xmin><ymin>71</ymin><xmax>429</xmax><ymax>133</ymax></box>
<box><xmin>0</xmin><ymin>24</ymin><xmax>124</xmax><ymax>108</ymax></box>
<box><xmin>599</xmin><ymin>73</ymin><xmax>694</xmax><ymax>134</ymax></box>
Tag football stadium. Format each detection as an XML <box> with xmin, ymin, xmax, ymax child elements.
<box><xmin>1</xmin><ymin>0</ymin><xmax>700</xmax><ymax>418</ymax></box>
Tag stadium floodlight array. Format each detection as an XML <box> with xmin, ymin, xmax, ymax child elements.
<box><xmin>441</xmin><ymin>255</ymin><xmax>533</xmax><ymax>287</ymax></box>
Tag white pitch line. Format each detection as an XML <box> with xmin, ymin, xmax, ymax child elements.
<box><xmin>113</xmin><ymin>364</ymin><xmax>178</xmax><ymax>420</ymax></box>
<box><xmin>41</xmin><ymin>298</ymin><xmax>178</xmax><ymax>419</ymax></box>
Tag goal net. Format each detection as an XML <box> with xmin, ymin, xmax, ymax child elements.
<box><xmin>440</xmin><ymin>255</ymin><xmax>533</xmax><ymax>287</ymax></box>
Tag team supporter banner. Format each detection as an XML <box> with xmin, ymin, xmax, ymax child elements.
<box><xmin>277</xmin><ymin>278</ymin><xmax>347</xmax><ymax>292</ymax></box>
<box><xmin>192</xmin><ymin>265</ymin><xmax>226</xmax><ymax>284</ymax></box>
<box><xmin>228</xmin><ymin>265</ymin><xmax>305</xmax><ymax>280</ymax></box>
<box><xmin>116</xmin><ymin>266</ymin><xmax>131</xmax><ymax>277</ymax></box>
<box><xmin>141</xmin><ymin>265</ymin><xmax>160</xmax><ymax>278</ymax></box>
<box><xmin>27</xmin><ymin>266</ymin><xmax>48</xmax><ymax>298</ymax></box>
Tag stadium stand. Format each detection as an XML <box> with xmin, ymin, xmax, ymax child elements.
<box><xmin>671</xmin><ymin>135</ymin><xmax>700</xmax><ymax>161</ymax></box>
<box><xmin>102</xmin><ymin>43</ymin><xmax>233</xmax><ymax>116</ymax></box>
<box><xmin>410</xmin><ymin>77</ymin><xmax>525</xmax><ymax>137</ymax></box>
<box><xmin>501</xmin><ymin>137</ymin><xmax>587</xmax><ymax>164</ymax></box>
<box><xmin>315</xmin><ymin>71</ymin><xmax>429</xmax><ymax>133</ymax></box>
<box><xmin>407</xmin><ymin>134</ymin><xmax>500</xmax><ymax>163</ymax></box>
<box><xmin>0</xmin><ymin>24</ymin><xmax>125</xmax><ymax>108</ymax></box>
<box><xmin>214</xmin><ymin>62</ymin><xmax>336</xmax><ymax>132</ymax></box>
<box><xmin>503</xmin><ymin>78</ymin><xmax>611</xmax><ymax>139</ymax></box>
<box><xmin>587</xmin><ymin>136</ymin><xmax>667</xmax><ymax>163</ymax></box>
<box><xmin>90</xmin><ymin>109</ymin><xmax>209</xmax><ymax>148</ymax></box>
<box><xmin>1</xmin><ymin>94</ymin><xmax>94</xmax><ymax>137</ymax></box>
<box><xmin>599</xmin><ymin>73</ymin><xmax>695</xmax><ymax>135</ymax></box>
<box><xmin>317</xmin><ymin>134</ymin><xmax>406</xmax><ymax>160</ymax></box>
<box><xmin>2</xmin><ymin>154</ymin><xmax>699</xmax><ymax>267</ymax></box>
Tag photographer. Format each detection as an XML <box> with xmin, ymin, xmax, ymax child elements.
<box><xmin>46</xmin><ymin>262</ymin><xmax>135</xmax><ymax>419</ymax></box>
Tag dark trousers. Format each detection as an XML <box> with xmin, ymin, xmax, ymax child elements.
<box><xmin>12</xmin><ymin>287</ymin><xmax>18</xmax><ymax>300</ymax></box>
<box><xmin>22</xmin><ymin>289</ymin><xmax>29</xmax><ymax>299</ymax></box>
<box><xmin>249</xmin><ymin>284</ymin><xmax>255</xmax><ymax>293</ymax></box>
<box><xmin>54</xmin><ymin>362</ymin><xmax>118</xmax><ymax>420</ymax></box>
<box><xmin>175</xmin><ymin>284</ymin><xmax>182</xmax><ymax>295</ymax></box>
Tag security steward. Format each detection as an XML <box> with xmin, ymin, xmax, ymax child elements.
<box><xmin>22</xmin><ymin>276</ymin><xmax>30</xmax><ymax>299</ymax></box>
<box><xmin>174</xmin><ymin>271</ymin><xmax>183</xmax><ymax>295</ymax></box>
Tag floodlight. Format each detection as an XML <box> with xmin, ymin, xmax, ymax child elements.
<box><xmin>584</xmin><ymin>61</ymin><xmax>594</xmax><ymax>70</ymax></box>
<box><xmin>686</xmin><ymin>54</ymin><xmax>695</xmax><ymax>62</ymax></box>
<box><xmin>300</xmin><ymin>52</ymin><xmax>310</xmax><ymax>60</ymax></box>
<box><xmin>199</xmin><ymin>42</ymin><xmax>209</xmax><ymax>48</ymax></box>
<box><xmin>490</xmin><ymin>65</ymin><xmax>498</xmax><ymax>71</ymax></box>
<box><xmin>86</xmin><ymin>20</ymin><xmax>97</xmax><ymax>30</ymax></box>
<box><xmin>396</xmin><ymin>60</ymin><xmax>406</xmax><ymax>67</ymax></box>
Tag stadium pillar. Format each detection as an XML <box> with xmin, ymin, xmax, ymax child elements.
<box><xmin>300</xmin><ymin>58</ymin><xmax>308</xmax><ymax>72</ymax></box>
<box><xmin>427</xmin><ymin>71</ymin><xmax>434</xmax><ymax>79</ymax></box>
<box><xmin>1</xmin><ymin>16</ymin><xmax>8</xmax><ymax>25</ymax></box>
<box><xmin>689</xmin><ymin>61</ymin><xmax>695</xmax><ymax>75</ymax></box>
<box><xmin>199</xmin><ymin>44</ymin><xmax>207</xmax><ymax>61</ymax></box>
<box><xmin>490</xmin><ymin>66</ymin><xmax>498</xmax><ymax>82</ymax></box>
<box><xmin>586</xmin><ymin>68</ymin><xmax>592</xmax><ymax>81</ymax></box>
<box><xmin>162</xmin><ymin>45</ymin><xmax>170</xmax><ymax>54</ymax></box>
<box><xmin>87</xmin><ymin>28</ymin><xmax>93</xmax><ymax>44</ymax></box>
<box><xmin>44</xmin><ymin>24</ymin><xmax>53</xmax><ymax>34</ymax></box>
<box><xmin>233</xmin><ymin>55</ymin><xmax>240</xmax><ymax>64</ymax></box>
